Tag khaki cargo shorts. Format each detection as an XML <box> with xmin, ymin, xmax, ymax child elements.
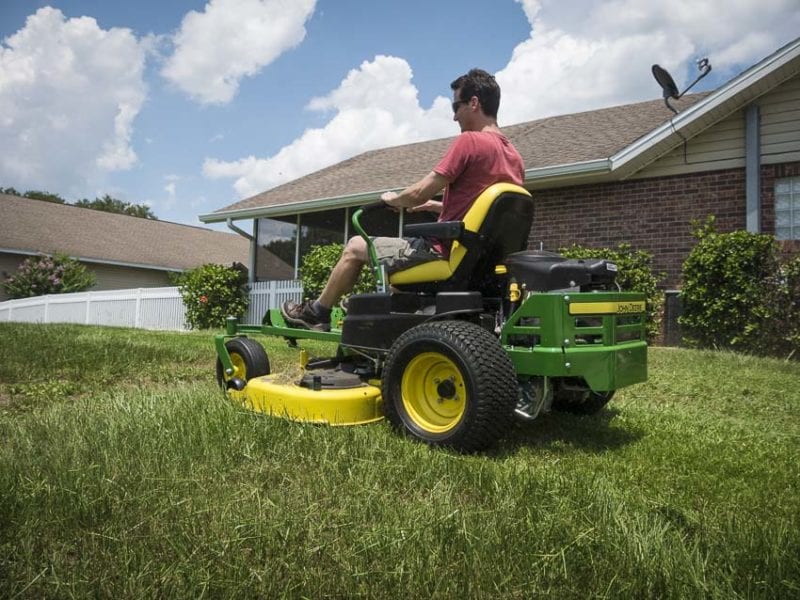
<box><xmin>372</xmin><ymin>237</ymin><xmax>443</xmax><ymax>274</ymax></box>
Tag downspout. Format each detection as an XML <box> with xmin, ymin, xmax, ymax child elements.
<box><xmin>226</xmin><ymin>218</ymin><xmax>256</xmax><ymax>284</ymax></box>
<box><xmin>294</xmin><ymin>214</ymin><xmax>301</xmax><ymax>279</ymax></box>
<box><xmin>745</xmin><ymin>104</ymin><xmax>761</xmax><ymax>233</ymax></box>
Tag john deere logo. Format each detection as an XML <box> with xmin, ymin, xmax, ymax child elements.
<box><xmin>569</xmin><ymin>301</ymin><xmax>646</xmax><ymax>315</ymax></box>
<box><xmin>617</xmin><ymin>302</ymin><xmax>645</xmax><ymax>314</ymax></box>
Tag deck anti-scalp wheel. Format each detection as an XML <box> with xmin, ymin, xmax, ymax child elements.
<box><xmin>382</xmin><ymin>320</ymin><xmax>517</xmax><ymax>451</ymax></box>
<box><xmin>215</xmin><ymin>337</ymin><xmax>270</xmax><ymax>390</ymax></box>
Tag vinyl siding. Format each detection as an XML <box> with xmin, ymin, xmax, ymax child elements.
<box><xmin>634</xmin><ymin>74</ymin><xmax>800</xmax><ymax>178</ymax></box>
<box><xmin>760</xmin><ymin>75</ymin><xmax>800</xmax><ymax>164</ymax></box>
<box><xmin>89</xmin><ymin>263</ymin><xmax>174</xmax><ymax>290</ymax></box>
<box><xmin>632</xmin><ymin>111</ymin><xmax>746</xmax><ymax>178</ymax></box>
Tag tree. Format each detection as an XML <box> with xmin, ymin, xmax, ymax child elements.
<box><xmin>74</xmin><ymin>194</ymin><xmax>158</xmax><ymax>219</ymax></box>
<box><xmin>24</xmin><ymin>190</ymin><xmax>67</xmax><ymax>204</ymax></box>
<box><xmin>1</xmin><ymin>187</ymin><xmax>66</xmax><ymax>203</ymax></box>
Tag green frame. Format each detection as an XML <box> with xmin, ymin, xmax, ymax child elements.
<box><xmin>216</xmin><ymin>289</ymin><xmax>647</xmax><ymax>393</ymax></box>
<box><xmin>501</xmin><ymin>291</ymin><xmax>648</xmax><ymax>391</ymax></box>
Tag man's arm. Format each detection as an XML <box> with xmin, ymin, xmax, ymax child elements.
<box><xmin>380</xmin><ymin>171</ymin><xmax>449</xmax><ymax>209</ymax></box>
<box><xmin>407</xmin><ymin>199</ymin><xmax>443</xmax><ymax>214</ymax></box>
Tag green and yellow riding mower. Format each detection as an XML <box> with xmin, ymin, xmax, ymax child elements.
<box><xmin>214</xmin><ymin>183</ymin><xmax>648</xmax><ymax>452</ymax></box>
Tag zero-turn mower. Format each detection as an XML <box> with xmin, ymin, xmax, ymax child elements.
<box><xmin>214</xmin><ymin>183</ymin><xmax>648</xmax><ymax>451</ymax></box>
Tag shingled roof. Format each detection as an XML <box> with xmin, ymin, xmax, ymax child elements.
<box><xmin>203</xmin><ymin>94</ymin><xmax>705</xmax><ymax>221</ymax></box>
<box><xmin>0</xmin><ymin>194</ymin><xmax>249</xmax><ymax>271</ymax></box>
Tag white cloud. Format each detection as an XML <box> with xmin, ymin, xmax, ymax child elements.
<box><xmin>161</xmin><ymin>0</ymin><xmax>317</xmax><ymax>105</ymax></box>
<box><xmin>204</xmin><ymin>55</ymin><xmax>456</xmax><ymax>197</ymax></box>
<box><xmin>497</xmin><ymin>0</ymin><xmax>800</xmax><ymax>124</ymax></box>
<box><xmin>0</xmin><ymin>7</ymin><xmax>147</xmax><ymax>194</ymax></box>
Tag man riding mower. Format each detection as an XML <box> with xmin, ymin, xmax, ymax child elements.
<box><xmin>214</xmin><ymin>182</ymin><xmax>648</xmax><ymax>452</ymax></box>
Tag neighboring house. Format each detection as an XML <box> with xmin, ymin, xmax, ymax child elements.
<box><xmin>202</xmin><ymin>37</ymin><xmax>800</xmax><ymax>292</ymax></box>
<box><xmin>0</xmin><ymin>195</ymin><xmax>277</xmax><ymax>301</ymax></box>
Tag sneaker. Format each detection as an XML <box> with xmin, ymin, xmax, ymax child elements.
<box><xmin>280</xmin><ymin>300</ymin><xmax>331</xmax><ymax>332</ymax></box>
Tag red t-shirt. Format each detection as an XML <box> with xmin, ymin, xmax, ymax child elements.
<box><xmin>431</xmin><ymin>130</ymin><xmax>525</xmax><ymax>254</ymax></box>
<box><xmin>434</xmin><ymin>130</ymin><xmax>525</xmax><ymax>223</ymax></box>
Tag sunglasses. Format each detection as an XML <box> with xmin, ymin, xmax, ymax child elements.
<box><xmin>451</xmin><ymin>99</ymin><xmax>469</xmax><ymax>113</ymax></box>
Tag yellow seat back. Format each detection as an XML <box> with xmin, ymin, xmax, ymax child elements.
<box><xmin>389</xmin><ymin>182</ymin><xmax>531</xmax><ymax>286</ymax></box>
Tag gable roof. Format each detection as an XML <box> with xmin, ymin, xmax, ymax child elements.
<box><xmin>201</xmin><ymin>36</ymin><xmax>800</xmax><ymax>223</ymax></box>
<box><xmin>0</xmin><ymin>194</ymin><xmax>249</xmax><ymax>272</ymax></box>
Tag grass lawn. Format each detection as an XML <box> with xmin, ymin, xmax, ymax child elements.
<box><xmin>1</xmin><ymin>322</ymin><xmax>798</xmax><ymax>598</ymax></box>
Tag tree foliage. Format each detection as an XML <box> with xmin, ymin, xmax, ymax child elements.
<box><xmin>299</xmin><ymin>244</ymin><xmax>376</xmax><ymax>300</ymax></box>
<box><xmin>679</xmin><ymin>216</ymin><xmax>799</xmax><ymax>358</ymax></box>
<box><xmin>175</xmin><ymin>263</ymin><xmax>250</xmax><ymax>330</ymax></box>
<box><xmin>2</xmin><ymin>254</ymin><xmax>95</xmax><ymax>298</ymax></box>
<box><xmin>74</xmin><ymin>194</ymin><xmax>158</xmax><ymax>219</ymax></box>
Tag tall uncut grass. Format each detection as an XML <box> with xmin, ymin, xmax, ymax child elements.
<box><xmin>1</xmin><ymin>323</ymin><xmax>798</xmax><ymax>598</ymax></box>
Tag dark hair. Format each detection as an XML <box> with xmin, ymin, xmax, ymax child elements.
<box><xmin>450</xmin><ymin>68</ymin><xmax>501</xmax><ymax>118</ymax></box>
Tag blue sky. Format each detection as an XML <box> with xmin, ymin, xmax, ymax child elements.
<box><xmin>1</xmin><ymin>1</ymin><xmax>798</xmax><ymax>231</ymax></box>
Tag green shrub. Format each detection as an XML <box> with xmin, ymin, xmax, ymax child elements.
<box><xmin>559</xmin><ymin>243</ymin><xmax>664</xmax><ymax>340</ymax></box>
<box><xmin>757</xmin><ymin>254</ymin><xmax>800</xmax><ymax>358</ymax></box>
<box><xmin>299</xmin><ymin>244</ymin><xmax>376</xmax><ymax>300</ymax></box>
<box><xmin>176</xmin><ymin>263</ymin><xmax>249</xmax><ymax>330</ymax></box>
<box><xmin>2</xmin><ymin>253</ymin><xmax>95</xmax><ymax>298</ymax></box>
<box><xmin>679</xmin><ymin>216</ymin><xmax>799</xmax><ymax>358</ymax></box>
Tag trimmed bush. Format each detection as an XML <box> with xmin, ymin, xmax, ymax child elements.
<box><xmin>2</xmin><ymin>253</ymin><xmax>95</xmax><ymax>298</ymax></box>
<box><xmin>559</xmin><ymin>243</ymin><xmax>664</xmax><ymax>340</ymax></box>
<box><xmin>176</xmin><ymin>263</ymin><xmax>249</xmax><ymax>330</ymax></box>
<box><xmin>299</xmin><ymin>244</ymin><xmax>376</xmax><ymax>300</ymax></box>
<box><xmin>680</xmin><ymin>217</ymin><xmax>799</xmax><ymax>358</ymax></box>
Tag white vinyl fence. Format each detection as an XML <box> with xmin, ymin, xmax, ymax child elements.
<box><xmin>0</xmin><ymin>280</ymin><xmax>303</xmax><ymax>331</ymax></box>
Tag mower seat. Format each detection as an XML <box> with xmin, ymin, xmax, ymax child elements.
<box><xmin>389</xmin><ymin>182</ymin><xmax>533</xmax><ymax>292</ymax></box>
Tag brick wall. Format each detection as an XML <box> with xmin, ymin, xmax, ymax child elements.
<box><xmin>528</xmin><ymin>160</ymin><xmax>800</xmax><ymax>288</ymax></box>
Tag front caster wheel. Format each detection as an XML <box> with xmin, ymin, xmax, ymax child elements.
<box><xmin>382</xmin><ymin>321</ymin><xmax>517</xmax><ymax>452</ymax></box>
<box><xmin>215</xmin><ymin>337</ymin><xmax>270</xmax><ymax>390</ymax></box>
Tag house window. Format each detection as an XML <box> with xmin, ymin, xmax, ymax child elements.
<box><xmin>775</xmin><ymin>177</ymin><xmax>800</xmax><ymax>240</ymax></box>
<box><xmin>299</xmin><ymin>209</ymin><xmax>346</xmax><ymax>259</ymax></box>
<box><xmin>255</xmin><ymin>216</ymin><xmax>296</xmax><ymax>280</ymax></box>
<box><xmin>255</xmin><ymin>209</ymin><xmax>347</xmax><ymax>280</ymax></box>
<box><xmin>254</xmin><ymin>206</ymin><xmax>437</xmax><ymax>281</ymax></box>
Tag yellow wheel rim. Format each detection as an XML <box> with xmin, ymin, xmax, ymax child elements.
<box><xmin>401</xmin><ymin>352</ymin><xmax>467</xmax><ymax>434</ymax></box>
<box><xmin>224</xmin><ymin>353</ymin><xmax>247</xmax><ymax>382</ymax></box>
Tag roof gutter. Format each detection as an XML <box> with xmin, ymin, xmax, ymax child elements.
<box><xmin>523</xmin><ymin>158</ymin><xmax>611</xmax><ymax>184</ymax></box>
<box><xmin>199</xmin><ymin>188</ymin><xmax>395</xmax><ymax>224</ymax></box>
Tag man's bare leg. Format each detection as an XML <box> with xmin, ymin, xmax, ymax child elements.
<box><xmin>317</xmin><ymin>236</ymin><xmax>368</xmax><ymax>309</ymax></box>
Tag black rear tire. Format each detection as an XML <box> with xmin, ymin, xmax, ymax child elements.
<box><xmin>382</xmin><ymin>320</ymin><xmax>517</xmax><ymax>452</ymax></box>
<box><xmin>215</xmin><ymin>337</ymin><xmax>270</xmax><ymax>389</ymax></box>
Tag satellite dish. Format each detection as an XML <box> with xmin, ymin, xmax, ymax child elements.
<box><xmin>652</xmin><ymin>65</ymin><xmax>680</xmax><ymax>99</ymax></box>
<box><xmin>651</xmin><ymin>58</ymin><xmax>712</xmax><ymax>114</ymax></box>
